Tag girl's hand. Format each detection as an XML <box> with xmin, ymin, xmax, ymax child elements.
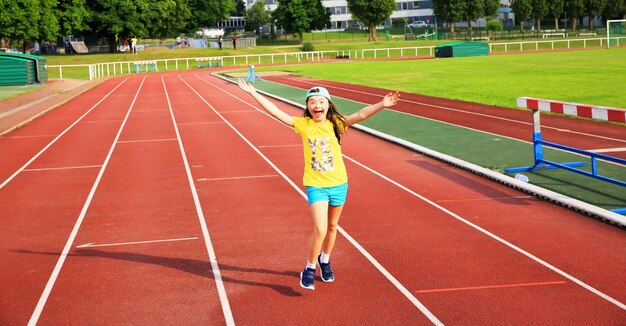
<box><xmin>382</xmin><ymin>91</ymin><xmax>400</xmax><ymax>107</ymax></box>
<box><xmin>237</xmin><ymin>78</ymin><xmax>256</xmax><ymax>94</ymax></box>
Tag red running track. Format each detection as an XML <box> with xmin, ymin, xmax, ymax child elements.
<box><xmin>0</xmin><ymin>71</ymin><xmax>624</xmax><ymax>325</ymax></box>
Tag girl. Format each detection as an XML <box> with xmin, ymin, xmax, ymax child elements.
<box><xmin>237</xmin><ymin>78</ymin><xmax>400</xmax><ymax>290</ymax></box>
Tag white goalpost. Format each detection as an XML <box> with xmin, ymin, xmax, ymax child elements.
<box><xmin>607</xmin><ymin>19</ymin><xmax>626</xmax><ymax>48</ymax></box>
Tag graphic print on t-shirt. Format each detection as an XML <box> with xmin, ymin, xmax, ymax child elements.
<box><xmin>307</xmin><ymin>137</ymin><xmax>334</xmax><ymax>172</ymax></box>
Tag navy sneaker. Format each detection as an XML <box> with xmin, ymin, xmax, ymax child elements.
<box><xmin>300</xmin><ymin>267</ymin><xmax>316</xmax><ymax>290</ymax></box>
<box><xmin>318</xmin><ymin>254</ymin><xmax>335</xmax><ymax>283</ymax></box>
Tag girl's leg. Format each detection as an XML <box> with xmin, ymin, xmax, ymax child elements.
<box><xmin>321</xmin><ymin>204</ymin><xmax>344</xmax><ymax>255</ymax></box>
<box><xmin>306</xmin><ymin>201</ymin><xmax>329</xmax><ymax>264</ymax></box>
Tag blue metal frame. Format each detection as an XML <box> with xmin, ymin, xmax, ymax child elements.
<box><xmin>243</xmin><ymin>65</ymin><xmax>264</xmax><ymax>84</ymax></box>
<box><xmin>505</xmin><ymin>131</ymin><xmax>626</xmax><ymax>187</ymax></box>
<box><xmin>505</xmin><ymin>109</ymin><xmax>626</xmax><ymax>214</ymax></box>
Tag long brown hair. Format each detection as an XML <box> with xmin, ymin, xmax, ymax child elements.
<box><xmin>304</xmin><ymin>100</ymin><xmax>347</xmax><ymax>144</ymax></box>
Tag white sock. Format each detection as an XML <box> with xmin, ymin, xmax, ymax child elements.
<box><xmin>306</xmin><ymin>261</ymin><xmax>316</xmax><ymax>270</ymax></box>
<box><xmin>320</xmin><ymin>252</ymin><xmax>330</xmax><ymax>264</ymax></box>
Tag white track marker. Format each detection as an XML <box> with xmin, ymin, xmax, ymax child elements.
<box><xmin>197</xmin><ymin>174</ymin><xmax>278</xmax><ymax>182</ymax></box>
<box><xmin>23</xmin><ymin>165</ymin><xmax>102</xmax><ymax>172</ymax></box>
<box><xmin>29</xmin><ymin>77</ymin><xmax>146</xmax><ymax>326</ymax></box>
<box><xmin>76</xmin><ymin>237</ymin><xmax>199</xmax><ymax>249</ymax></box>
<box><xmin>1</xmin><ymin>78</ymin><xmax>129</xmax><ymax>191</ymax></box>
<box><xmin>188</xmin><ymin>75</ymin><xmax>444</xmax><ymax>325</ymax></box>
<box><xmin>162</xmin><ymin>76</ymin><xmax>235</xmax><ymax>326</ymax></box>
<box><xmin>117</xmin><ymin>138</ymin><xmax>177</xmax><ymax>144</ymax></box>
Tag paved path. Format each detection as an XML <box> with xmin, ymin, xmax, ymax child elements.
<box><xmin>0</xmin><ymin>79</ymin><xmax>103</xmax><ymax>135</ymax></box>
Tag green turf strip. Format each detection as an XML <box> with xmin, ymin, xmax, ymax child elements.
<box><xmin>241</xmin><ymin>78</ymin><xmax>626</xmax><ymax>212</ymax></box>
<box><xmin>0</xmin><ymin>84</ymin><xmax>43</xmax><ymax>100</ymax></box>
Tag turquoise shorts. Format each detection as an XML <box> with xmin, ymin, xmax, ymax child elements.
<box><xmin>305</xmin><ymin>183</ymin><xmax>348</xmax><ymax>206</ymax></box>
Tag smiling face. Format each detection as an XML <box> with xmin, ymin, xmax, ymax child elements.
<box><xmin>307</xmin><ymin>95</ymin><xmax>330</xmax><ymax>123</ymax></box>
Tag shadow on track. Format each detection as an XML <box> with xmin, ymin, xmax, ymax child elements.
<box><xmin>16</xmin><ymin>249</ymin><xmax>303</xmax><ymax>297</ymax></box>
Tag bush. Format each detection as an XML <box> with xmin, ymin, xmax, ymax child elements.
<box><xmin>302</xmin><ymin>42</ymin><xmax>315</xmax><ymax>52</ymax></box>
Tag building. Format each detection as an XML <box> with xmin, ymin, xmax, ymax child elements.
<box><xmin>246</xmin><ymin>0</ymin><xmax>436</xmax><ymax>30</ymax></box>
<box><xmin>236</xmin><ymin>0</ymin><xmax>513</xmax><ymax>31</ymax></box>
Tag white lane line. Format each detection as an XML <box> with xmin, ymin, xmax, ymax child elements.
<box><xmin>177</xmin><ymin>121</ymin><xmax>225</xmax><ymax>126</ymax></box>
<box><xmin>344</xmin><ymin>154</ymin><xmax>626</xmax><ymax>311</ymax></box>
<box><xmin>23</xmin><ymin>165</ymin><xmax>102</xmax><ymax>172</ymax></box>
<box><xmin>189</xmin><ymin>74</ymin><xmax>443</xmax><ymax>325</ymax></box>
<box><xmin>416</xmin><ymin>280</ymin><xmax>568</xmax><ymax>294</ymax></box>
<box><xmin>197</xmin><ymin>174</ymin><xmax>278</xmax><ymax>182</ymax></box>
<box><xmin>287</xmin><ymin>79</ymin><xmax>626</xmax><ymax>143</ymax></box>
<box><xmin>587</xmin><ymin>147</ymin><xmax>626</xmax><ymax>153</ymax></box>
<box><xmin>163</xmin><ymin>76</ymin><xmax>235</xmax><ymax>326</ymax></box>
<box><xmin>29</xmin><ymin>77</ymin><xmax>146</xmax><ymax>326</ymax></box>
<box><xmin>220</xmin><ymin>110</ymin><xmax>259</xmax><ymax>113</ymax></box>
<box><xmin>1</xmin><ymin>78</ymin><xmax>129</xmax><ymax>191</ymax></box>
<box><xmin>257</xmin><ymin>144</ymin><xmax>301</xmax><ymax>148</ymax></box>
<box><xmin>81</xmin><ymin>119</ymin><xmax>123</xmax><ymax>124</ymax></box>
<box><xmin>117</xmin><ymin>138</ymin><xmax>177</xmax><ymax>144</ymax></box>
<box><xmin>76</xmin><ymin>237</ymin><xmax>199</xmax><ymax>248</ymax></box>
<box><xmin>436</xmin><ymin>196</ymin><xmax>533</xmax><ymax>203</ymax></box>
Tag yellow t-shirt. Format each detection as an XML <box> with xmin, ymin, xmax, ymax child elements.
<box><xmin>293</xmin><ymin>117</ymin><xmax>347</xmax><ymax>187</ymax></box>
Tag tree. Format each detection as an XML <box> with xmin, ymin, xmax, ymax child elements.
<box><xmin>37</xmin><ymin>0</ymin><xmax>59</xmax><ymax>45</ymax></box>
<box><xmin>548</xmin><ymin>0</ymin><xmax>565</xmax><ymax>30</ymax></box>
<box><xmin>463</xmin><ymin>0</ymin><xmax>484</xmax><ymax>33</ymax></box>
<box><xmin>188</xmin><ymin>0</ymin><xmax>236</xmax><ymax>29</ymax></box>
<box><xmin>347</xmin><ymin>0</ymin><xmax>396</xmax><ymax>41</ymax></box>
<box><xmin>566</xmin><ymin>0</ymin><xmax>586</xmax><ymax>30</ymax></box>
<box><xmin>531</xmin><ymin>0</ymin><xmax>549</xmax><ymax>31</ymax></box>
<box><xmin>431</xmin><ymin>0</ymin><xmax>466</xmax><ymax>33</ymax></box>
<box><xmin>235</xmin><ymin>0</ymin><xmax>246</xmax><ymax>16</ymax></box>
<box><xmin>585</xmin><ymin>0</ymin><xmax>607</xmax><ymax>30</ymax></box>
<box><xmin>57</xmin><ymin>0</ymin><xmax>90</xmax><ymax>37</ymax></box>
<box><xmin>145</xmin><ymin>0</ymin><xmax>191</xmax><ymax>41</ymax></box>
<box><xmin>484</xmin><ymin>0</ymin><xmax>500</xmax><ymax>18</ymax></box>
<box><xmin>603</xmin><ymin>0</ymin><xmax>625</xmax><ymax>19</ymax></box>
<box><xmin>273</xmin><ymin>0</ymin><xmax>330</xmax><ymax>43</ymax></box>
<box><xmin>0</xmin><ymin>0</ymin><xmax>43</xmax><ymax>50</ymax></box>
<box><xmin>245</xmin><ymin>0</ymin><xmax>270</xmax><ymax>33</ymax></box>
<box><xmin>511</xmin><ymin>0</ymin><xmax>532</xmax><ymax>32</ymax></box>
<box><xmin>486</xmin><ymin>17</ymin><xmax>503</xmax><ymax>39</ymax></box>
<box><xmin>87</xmin><ymin>0</ymin><xmax>149</xmax><ymax>53</ymax></box>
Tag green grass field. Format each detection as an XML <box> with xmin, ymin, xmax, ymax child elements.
<box><xmin>255</xmin><ymin>47</ymin><xmax>626</xmax><ymax>109</ymax></box>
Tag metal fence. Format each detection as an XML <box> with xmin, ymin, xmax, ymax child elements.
<box><xmin>46</xmin><ymin>36</ymin><xmax>625</xmax><ymax>80</ymax></box>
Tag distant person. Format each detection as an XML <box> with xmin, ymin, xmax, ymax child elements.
<box><xmin>131</xmin><ymin>37</ymin><xmax>137</xmax><ymax>54</ymax></box>
<box><xmin>231</xmin><ymin>34</ymin><xmax>237</xmax><ymax>50</ymax></box>
<box><xmin>128</xmin><ymin>38</ymin><xmax>133</xmax><ymax>54</ymax></box>
<box><xmin>176</xmin><ymin>36</ymin><xmax>181</xmax><ymax>48</ymax></box>
<box><xmin>184</xmin><ymin>35</ymin><xmax>189</xmax><ymax>47</ymax></box>
<box><xmin>236</xmin><ymin>79</ymin><xmax>400</xmax><ymax>290</ymax></box>
<box><xmin>218</xmin><ymin>35</ymin><xmax>223</xmax><ymax>50</ymax></box>
<box><xmin>32</xmin><ymin>41</ymin><xmax>40</xmax><ymax>54</ymax></box>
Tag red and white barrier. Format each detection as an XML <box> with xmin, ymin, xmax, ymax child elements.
<box><xmin>517</xmin><ymin>97</ymin><xmax>626</xmax><ymax>123</ymax></box>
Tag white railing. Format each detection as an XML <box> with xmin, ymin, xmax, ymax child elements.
<box><xmin>488</xmin><ymin>36</ymin><xmax>624</xmax><ymax>52</ymax></box>
<box><xmin>46</xmin><ymin>36</ymin><xmax>625</xmax><ymax>80</ymax></box>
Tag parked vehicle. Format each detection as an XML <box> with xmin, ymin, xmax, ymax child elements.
<box><xmin>408</xmin><ymin>21</ymin><xmax>428</xmax><ymax>29</ymax></box>
<box><xmin>345</xmin><ymin>23</ymin><xmax>366</xmax><ymax>31</ymax></box>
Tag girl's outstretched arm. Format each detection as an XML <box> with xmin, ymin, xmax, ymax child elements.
<box><xmin>237</xmin><ymin>78</ymin><xmax>294</xmax><ymax>127</ymax></box>
<box><xmin>345</xmin><ymin>91</ymin><xmax>400</xmax><ymax>126</ymax></box>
